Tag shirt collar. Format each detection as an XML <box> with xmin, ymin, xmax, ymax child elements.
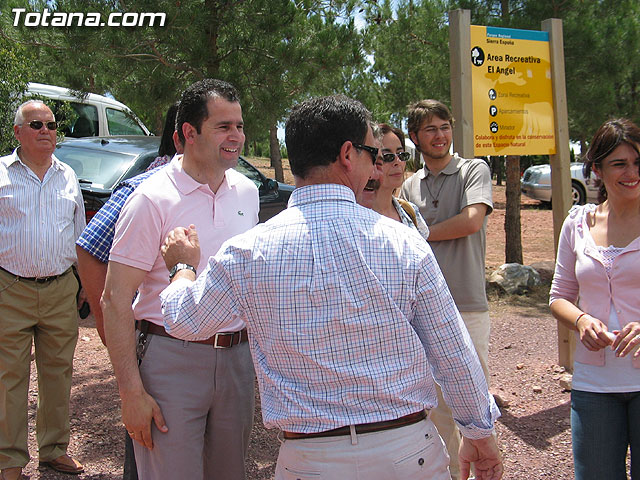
<box><xmin>1</xmin><ymin>149</ymin><xmax>21</xmax><ymax>167</ymax></box>
<box><xmin>168</xmin><ymin>154</ymin><xmax>236</xmax><ymax>196</ymax></box>
<box><xmin>288</xmin><ymin>183</ymin><xmax>356</xmax><ymax>208</ymax></box>
<box><xmin>421</xmin><ymin>152</ymin><xmax>463</xmax><ymax>178</ymax></box>
<box><xmin>2</xmin><ymin>147</ymin><xmax>61</xmax><ymax>172</ymax></box>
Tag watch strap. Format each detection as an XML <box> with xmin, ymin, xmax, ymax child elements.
<box><xmin>169</xmin><ymin>263</ymin><xmax>197</xmax><ymax>280</ymax></box>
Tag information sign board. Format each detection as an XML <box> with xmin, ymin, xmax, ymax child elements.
<box><xmin>470</xmin><ymin>25</ymin><xmax>555</xmax><ymax>155</ymax></box>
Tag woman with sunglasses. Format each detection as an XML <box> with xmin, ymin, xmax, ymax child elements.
<box><xmin>361</xmin><ymin>123</ymin><xmax>429</xmax><ymax>240</ymax></box>
<box><xmin>550</xmin><ymin>118</ymin><xmax>640</xmax><ymax>480</ymax></box>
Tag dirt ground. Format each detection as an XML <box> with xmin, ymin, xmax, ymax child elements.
<box><xmin>21</xmin><ymin>178</ymin><xmax>577</xmax><ymax>479</ymax></box>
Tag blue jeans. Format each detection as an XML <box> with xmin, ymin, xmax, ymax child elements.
<box><xmin>571</xmin><ymin>389</ymin><xmax>640</xmax><ymax>480</ymax></box>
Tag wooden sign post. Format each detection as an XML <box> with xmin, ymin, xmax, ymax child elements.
<box><xmin>449</xmin><ymin>10</ymin><xmax>574</xmax><ymax>371</ymax></box>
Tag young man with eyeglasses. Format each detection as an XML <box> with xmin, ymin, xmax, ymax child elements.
<box><xmin>157</xmin><ymin>95</ymin><xmax>502</xmax><ymax>479</ymax></box>
<box><xmin>360</xmin><ymin>123</ymin><xmax>430</xmax><ymax>240</ymax></box>
<box><xmin>0</xmin><ymin>100</ymin><xmax>86</xmax><ymax>480</ymax></box>
<box><xmin>399</xmin><ymin>99</ymin><xmax>494</xmax><ymax>480</ymax></box>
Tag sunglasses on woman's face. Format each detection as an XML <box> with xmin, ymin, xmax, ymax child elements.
<box><xmin>21</xmin><ymin>120</ymin><xmax>58</xmax><ymax>131</ymax></box>
<box><xmin>381</xmin><ymin>151</ymin><xmax>411</xmax><ymax>163</ymax></box>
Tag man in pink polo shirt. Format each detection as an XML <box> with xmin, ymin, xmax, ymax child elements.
<box><xmin>101</xmin><ymin>79</ymin><xmax>259</xmax><ymax>480</ymax></box>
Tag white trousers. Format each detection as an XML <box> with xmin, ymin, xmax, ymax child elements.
<box><xmin>430</xmin><ymin>310</ymin><xmax>491</xmax><ymax>480</ymax></box>
<box><xmin>275</xmin><ymin>417</ymin><xmax>451</xmax><ymax>480</ymax></box>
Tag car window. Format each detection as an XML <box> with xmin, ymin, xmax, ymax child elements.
<box><xmin>67</xmin><ymin>103</ymin><xmax>99</xmax><ymax>138</ymax></box>
<box><xmin>126</xmin><ymin>152</ymin><xmax>156</xmax><ymax>179</ymax></box>
<box><xmin>234</xmin><ymin>158</ymin><xmax>264</xmax><ymax>189</ymax></box>
<box><xmin>106</xmin><ymin>108</ymin><xmax>146</xmax><ymax>136</ymax></box>
<box><xmin>55</xmin><ymin>144</ymin><xmax>136</xmax><ymax>189</ymax></box>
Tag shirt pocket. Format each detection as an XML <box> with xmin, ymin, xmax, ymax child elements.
<box><xmin>54</xmin><ymin>192</ymin><xmax>77</xmax><ymax>234</ymax></box>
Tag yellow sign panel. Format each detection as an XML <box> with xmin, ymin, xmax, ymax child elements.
<box><xmin>470</xmin><ymin>25</ymin><xmax>555</xmax><ymax>156</ymax></box>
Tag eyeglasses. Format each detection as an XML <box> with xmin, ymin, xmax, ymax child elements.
<box><xmin>382</xmin><ymin>151</ymin><xmax>411</xmax><ymax>163</ymax></box>
<box><xmin>420</xmin><ymin>124</ymin><xmax>451</xmax><ymax>135</ymax></box>
<box><xmin>20</xmin><ymin>120</ymin><xmax>58</xmax><ymax>131</ymax></box>
<box><xmin>352</xmin><ymin>143</ymin><xmax>379</xmax><ymax>164</ymax></box>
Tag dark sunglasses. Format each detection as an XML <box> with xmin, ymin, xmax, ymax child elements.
<box><xmin>352</xmin><ymin>143</ymin><xmax>379</xmax><ymax>164</ymax></box>
<box><xmin>22</xmin><ymin>120</ymin><xmax>58</xmax><ymax>131</ymax></box>
<box><xmin>382</xmin><ymin>152</ymin><xmax>411</xmax><ymax>163</ymax></box>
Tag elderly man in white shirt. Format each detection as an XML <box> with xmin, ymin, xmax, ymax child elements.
<box><xmin>0</xmin><ymin>100</ymin><xmax>85</xmax><ymax>480</ymax></box>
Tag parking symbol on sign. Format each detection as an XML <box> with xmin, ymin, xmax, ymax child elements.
<box><xmin>489</xmin><ymin>105</ymin><xmax>497</xmax><ymax>117</ymax></box>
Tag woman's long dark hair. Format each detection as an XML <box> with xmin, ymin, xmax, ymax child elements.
<box><xmin>158</xmin><ymin>102</ymin><xmax>180</xmax><ymax>158</ymax></box>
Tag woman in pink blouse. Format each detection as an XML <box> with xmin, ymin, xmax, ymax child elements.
<box><xmin>549</xmin><ymin>118</ymin><xmax>640</xmax><ymax>480</ymax></box>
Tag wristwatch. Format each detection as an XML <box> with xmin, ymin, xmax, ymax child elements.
<box><xmin>168</xmin><ymin>263</ymin><xmax>197</xmax><ymax>281</ymax></box>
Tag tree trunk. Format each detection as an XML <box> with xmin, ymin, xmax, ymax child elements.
<box><xmin>505</xmin><ymin>155</ymin><xmax>523</xmax><ymax>264</ymax></box>
<box><xmin>491</xmin><ymin>156</ymin><xmax>504</xmax><ymax>186</ymax></box>
<box><xmin>269</xmin><ymin>123</ymin><xmax>284</xmax><ymax>182</ymax></box>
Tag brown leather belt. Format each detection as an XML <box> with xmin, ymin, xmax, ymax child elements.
<box><xmin>137</xmin><ymin>320</ymin><xmax>248</xmax><ymax>348</ymax></box>
<box><xmin>0</xmin><ymin>265</ymin><xmax>71</xmax><ymax>284</ymax></box>
<box><xmin>282</xmin><ymin>410</ymin><xmax>427</xmax><ymax>440</ymax></box>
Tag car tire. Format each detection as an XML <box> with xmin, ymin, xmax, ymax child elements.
<box><xmin>571</xmin><ymin>180</ymin><xmax>586</xmax><ymax>205</ymax></box>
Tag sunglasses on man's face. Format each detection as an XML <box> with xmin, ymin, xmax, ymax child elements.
<box><xmin>22</xmin><ymin>120</ymin><xmax>58</xmax><ymax>131</ymax></box>
<box><xmin>381</xmin><ymin>152</ymin><xmax>411</xmax><ymax>163</ymax></box>
<box><xmin>352</xmin><ymin>143</ymin><xmax>379</xmax><ymax>165</ymax></box>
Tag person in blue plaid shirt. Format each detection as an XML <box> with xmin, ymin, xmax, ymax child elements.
<box><xmin>76</xmin><ymin>164</ymin><xmax>169</xmax><ymax>343</ymax></box>
<box><xmin>159</xmin><ymin>95</ymin><xmax>504</xmax><ymax>480</ymax></box>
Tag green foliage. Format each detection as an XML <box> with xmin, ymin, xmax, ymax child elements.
<box><xmin>2</xmin><ymin>0</ymin><xmax>365</xmax><ymax>145</ymax></box>
<box><xmin>2</xmin><ymin>0</ymin><xmax>638</xmax><ymax>154</ymax></box>
<box><xmin>362</xmin><ymin>0</ymin><xmax>452</xmax><ymax>123</ymax></box>
<box><xmin>361</xmin><ymin>0</ymin><xmax>640</xmax><ymax>149</ymax></box>
<box><xmin>0</xmin><ymin>37</ymin><xmax>33</xmax><ymax>154</ymax></box>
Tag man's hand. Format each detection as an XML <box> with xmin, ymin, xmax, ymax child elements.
<box><xmin>161</xmin><ymin>224</ymin><xmax>200</xmax><ymax>271</ymax></box>
<box><xmin>459</xmin><ymin>436</ymin><xmax>503</xmax><ymax>480</ymax></box>
<box><xmin>121</xmin><ymin>389</ymin><xmax>168</xmax><ymax>450</ymax></box>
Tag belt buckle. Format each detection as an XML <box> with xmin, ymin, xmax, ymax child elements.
<box><xmin>213</xmin><ymin>332</ymin><xmax>233</xmax><ymax>349</ymax></box>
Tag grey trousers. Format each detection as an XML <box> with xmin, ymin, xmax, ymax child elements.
<box><xmin>133</xmin><ymin>334</ymin><xmax>255</xmax><ymax>480</ymax></box>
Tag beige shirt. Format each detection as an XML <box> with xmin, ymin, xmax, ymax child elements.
<box><xmin>399</xmin><ymin>154</ymin><xmax>492</xmax><ymax>311</ymax></box>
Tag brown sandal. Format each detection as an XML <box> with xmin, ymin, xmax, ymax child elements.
<box><xmin>0</xmin><ymin>467</ymin><xmax>24</xmax><ymax>480</ymax></box>
<box><xmin>39</xmin><ymin>454</ymin><xmax>84</xmax><ymax>475</ymax></box>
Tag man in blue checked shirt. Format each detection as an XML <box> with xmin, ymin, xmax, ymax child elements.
<box><xmin>159</xmin><ymin>95</ymin><xmax>504</xmax><ymax>480</ymax></box>
<box><xmin>76</xmin><ymin>163</ymin><xmax>173</xmax><ymax>344</ymax></box>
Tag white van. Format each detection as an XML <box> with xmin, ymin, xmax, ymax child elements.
<box><xmin>26</xmin><ymin>82</ymin><xmax>151</xmax><ymax>137</ymax></box>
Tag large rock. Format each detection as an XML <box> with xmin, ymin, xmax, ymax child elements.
<box><xmin>529</xmin><ymin>261</ymin><xmax>556</xmax><ymax>284</ymax></box>
<box><xmin>488</xmin><ymin>263</ymin><xmax>541</xmax><ymax>294</ymax></box>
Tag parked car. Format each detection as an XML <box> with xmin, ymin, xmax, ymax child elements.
<box><xmin>521</xmin><ymin>162</ymin><xmax>598</xmax><ymax>206</ymax></box>
<box><xmin>54</xmin><ymin>136</ymin><xmax>294</xmax><ymax>223</ymax></box>
<box><xmin>26</xmin><ymin>82</ymin><xmax>151</xmax><ymax>137</ymax></box>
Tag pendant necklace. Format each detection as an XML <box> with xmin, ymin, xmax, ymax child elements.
<box><xmin>425</xmin><ymin>175</ymin><xmax>447</xmax><ymax>207</ymax></box>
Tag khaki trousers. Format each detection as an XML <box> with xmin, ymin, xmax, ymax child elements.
<box><xmin>0</xmin><ymin>268</ymin><xmax>78</xmax><ymax>469</ymax></box>
<box><xmin>429</xmin><ymin>310</ymin><xmax>491</xmax><ymax>480</ymax></box>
